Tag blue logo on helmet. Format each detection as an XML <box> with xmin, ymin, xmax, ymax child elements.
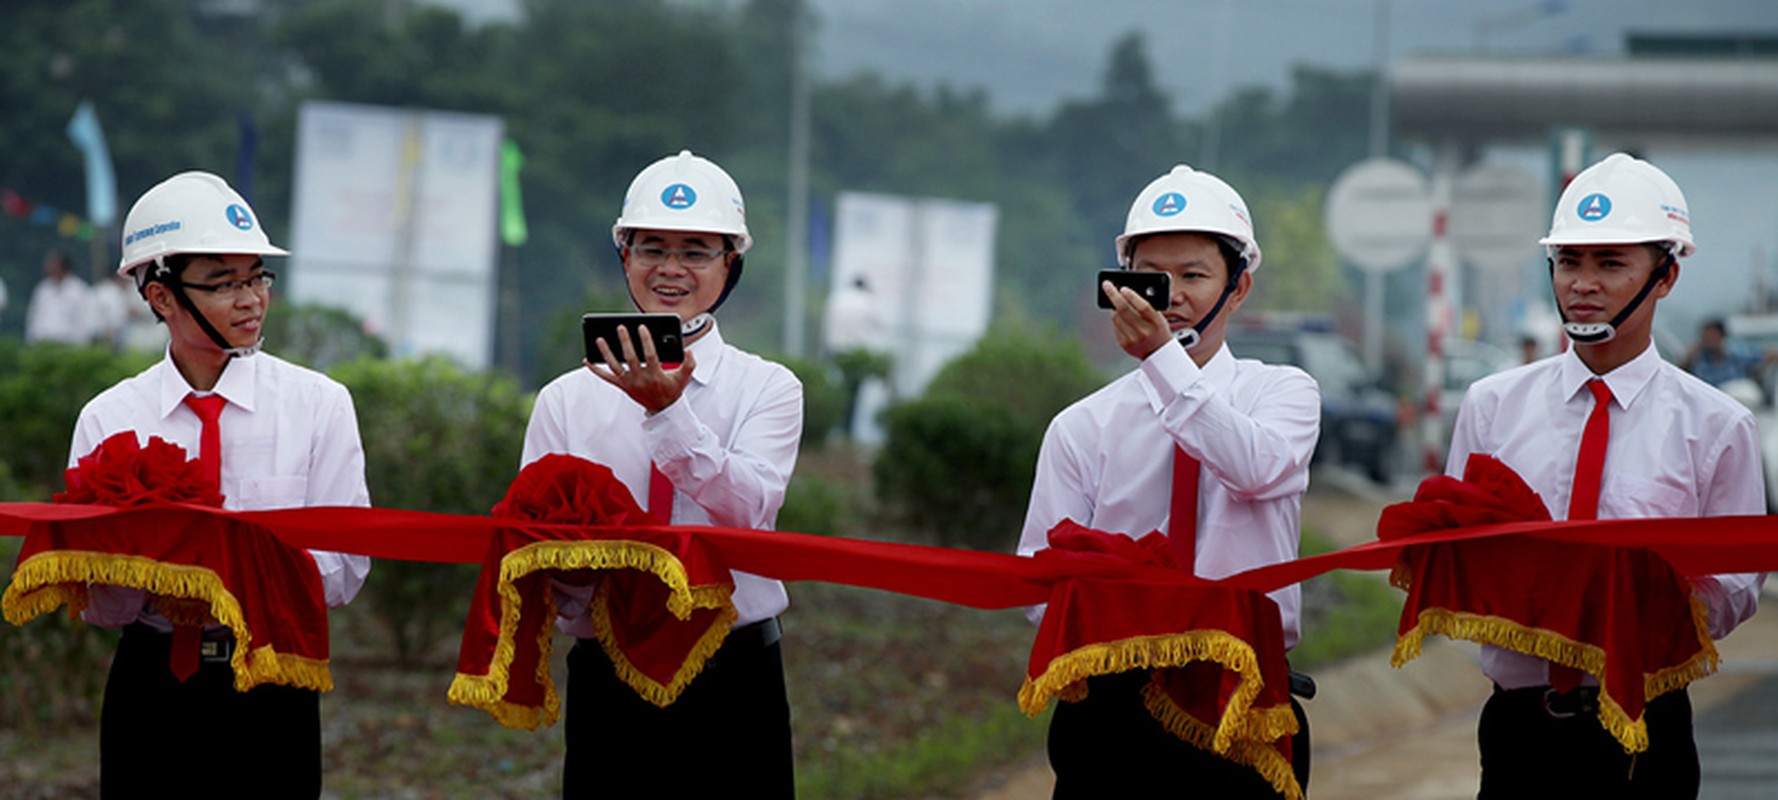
<box><xmin>225</xmin><ymin>204</ymin><xmax>254</xmax><ymax>231</ymax></box>
<box><xmin>661</xmin><ymin>183</ymin><xmax>698</xmax><ymax>210</ymax></box>
<box><xmin>1576</xmin><ymin>193</ymin><xmax>1612</xmax><ymax>222</ymax></box>
<box><xmin>1152</xmin><ymin>192</ymin><xmax>1187</xmax><ymax>217</ymax></box>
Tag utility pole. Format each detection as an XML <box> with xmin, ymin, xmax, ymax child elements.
<box><xmin>783</xmin><ymin>2</ymin><xmax>811</xmax><ymax>357</ymax></box>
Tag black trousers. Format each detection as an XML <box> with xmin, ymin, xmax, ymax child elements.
<box><xmin>562</xmin><ymin>618</ymin><xmax>794</xmax><ymax>799</ymax></box>
<box><xmin>1048</xmin><ymin>669</ymin><xmax>1311</xmax><ymax>799</ymax></box>
<box><xmin>1478</xmin><ymin>685</ymin><xmax>1699</xmax><ymax>799</ymax></box>
<box><xmin>101</xmin><ymin>623</ymin><xmax>321</xmax><ymax>799</ymax></box>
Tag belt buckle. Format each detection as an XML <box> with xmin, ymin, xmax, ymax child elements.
<box><xmin>1540</xmin><ymin>687</ymin><xmax>1597</xmax><ymax>719</ymax></box>
<box><xmin>199</xmin><ymin>640</ymin><xmax>232</xmax><ymax>662</ymax></box>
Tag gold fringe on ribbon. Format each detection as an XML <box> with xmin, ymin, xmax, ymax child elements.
<box><xmin>1017</xmin><ymin>629</ymin><xmax>1298</xmax><ymax>750</ymax></box>
<box><xmin>1</xmin><ymin>550</ymin><xmax>333</xmax><ymax>692</ymax></box>
<box><xmin>1392</xmin><ymin>598</ymin><xmax>1720</xmax><ymax>754</ymax></box>
<box><xmin>448</xmin><ymin>539</ymin><xmax>736</xmax><ymax>730</ymax></box>
<box><xmin>1142</xmin><ymin>682</ymin><xmax>1303</xmax><ymax>800</ymax></box>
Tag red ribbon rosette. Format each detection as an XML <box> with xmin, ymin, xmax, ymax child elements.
<box><xmin>449</xmin><ymin>455</ymin><xmax>737</xmax><ymax>730</ymax></box>
<box><xmin>1384</xmin><ymin>454</ymin><xmax>1716</xmax><ymax>753</ymax></box>
<box><xmin>54</xmin><ymin>432</ymin><xmax>223</xmax><ymax>508</ymax></box>
<box><xmin>1020</xmin><ymin>520</ymin><xmax>1301</xmax><ymax>799</ymax></box>
<box><xmin>5</xmin><ymin>431</ymin><xmax>331</xmax><ymax>692</ymax></box>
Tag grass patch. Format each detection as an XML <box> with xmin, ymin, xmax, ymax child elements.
<box><xmin>1290</xmin><ymin>530</ymin><xmax>1405</xmax><ymax>670</ymax></box>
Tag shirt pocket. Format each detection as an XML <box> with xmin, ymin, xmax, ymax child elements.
<box><xmin>1602</xmin><ymin>473</ymin><xmax>1697</xmax><ymax>518</ymax></box>
<box><xmin>235</xmin><ymin>476</ymin><xmax>310</xmax><ymax>510</ymax></box>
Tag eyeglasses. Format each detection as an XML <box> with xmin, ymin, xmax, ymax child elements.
<box><xmin>184</xmin><ymin>271</ymin><xmax>276</xmax><ymax>299</ymax></box>
<box><xmin>630</xmin><ymin>245</ymin><xmax>727</xmax><ymax>270</ymax></box>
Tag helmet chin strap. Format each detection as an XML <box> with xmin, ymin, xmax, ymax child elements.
<box><xmin>1551</xmin><ymin>255</ymin><xmax>1672</xmax><ymax>346</ymax></box>
<box><xmin>156</xmin><ymin>257</ymin><xmax>261</xmax><ymax>358</ymax></box>
<box><xmin>681</xmin><ymin>312</ymin><xmax>714</xmax><ymax>341</ymax></box>
<box><xmin>1172</xmin><ymin>271</ymin><xmax>1244</xmax><ymax>353</ymax></box>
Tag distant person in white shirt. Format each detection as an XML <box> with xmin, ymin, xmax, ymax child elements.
<box><xmin>522</xmin><ymin>150</ymin><xmax>803</xmax><ymax>798</ymax></box>
<box><xmin>86</xmin><ymin>271</ymin><xmax>137</xmax><ymax>350</ymax></box>
<box><xmin>1445</xmin><ymin>153</ymin><xmax>1764</xmax><ymax>798</ymax></box>
<box><xmin>71</xmin><ymin>171</ymin><xmax>371</xmax><ymax>797</ymax></box>
<box><xmin>25</xmin><ymin>248</ymin><xmax>92</xmax><ymax>344</ymax></box>
<box><xmin>1018</xmin><ymin>164</ymin><xmax>1320</xmax><ymax>797</ymax></box>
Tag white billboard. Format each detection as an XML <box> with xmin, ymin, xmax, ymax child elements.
<box><xmin>823</xmin><ymin>191</ymin><xmax>998</xmax><ymax>422</ymax></box>
<box><xmin>288</xmin><ymin>101</ymin><xmax>503</xmax><ymax>368</ymax></box>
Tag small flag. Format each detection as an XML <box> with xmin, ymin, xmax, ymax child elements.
<box><xmin>236</xmin><ymin>110</ymin><xmax>259</xmax><ymax>204</ymax></box>
<box><xmin>65</xmin><ymin>100</ymin><xmax>118</xmax><ymax>227</ymax></box>
<box><xmin>499</xmin><ymin>138</ymin><xmax>529</xmax><ymax>247</ymax></box>
<box><xmin>1</xmin><ymin>188</ymin><xmax>31</xmax><ymax>218</ymax></box>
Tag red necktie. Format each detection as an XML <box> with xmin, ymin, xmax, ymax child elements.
<box><xmin>183</xmin><ymin>394</ymin><xmax>226</xmax><ymax>490</ymax></box>
<box><xmin>173</xmin><ymin>393</ymin><xmax>227</xmax><ymax>682</ymax></box>
<box><xmin>1169</xmin><ymin>445</ymin><xmax>1201</xmax><ymax>574</ymax></box>
<box><xmin>649</xmin><ymin>463</ymin><xmax>674</xmax><ymax>526</ymax></box>
<box><xmin>1551</xmin><ymin>378</ymin><xmax>1613</xmax><ymax>691</ymax></box>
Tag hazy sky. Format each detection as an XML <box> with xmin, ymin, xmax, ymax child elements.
<box><xmin>813</xmin><ymin>0</ymin><xmax>1778</xmax><ymax>115</ymax></box>
<box><xmin>435</xmin><ymin>0</ymin><xmax>1778</xmax><ymax>335</ymax></box>
<box><xmin>443</xmin><ymin>1</ymin><xmax>1778</xmax><ymax>116</ymax></box>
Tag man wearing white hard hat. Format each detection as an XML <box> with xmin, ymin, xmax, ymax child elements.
<box><xmin>1444</xmin><ymin>152</ymin><xmax>1764</xmax><ymax>797</ymax></box>
<box><xmin>1017</xmin><ymin>164</ymin><xmax>1320</xmax><ymax>796</ymax></box>
<box><xmin>69</xmin><ymin>170</ymin><xmax>371</xmax><ymax>795</ymax></box>
<box><xmin>522</xmin><ymin>150</ymin><xmax>802</xmax><ymax>797</ymax></box>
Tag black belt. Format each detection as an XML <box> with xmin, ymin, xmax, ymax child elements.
<box><xmin>123</xmin><ymin>622</ymin><xmax>236</xmax><ymax>664</ymax></box>
<box><xmin>1494</xmin><ymin>684</ymin><xmax>1600</xmax><ymax>719</ymax></box>
<box><xmin>730</xmin><ymin>617</ymin><xmax>782</xmax><ymax>649</ymax></box>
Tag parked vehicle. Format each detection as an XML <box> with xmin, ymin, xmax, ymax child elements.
<box><xmin>1225</xmin><ymin>325</ymin><xmax>1400</xmax><ymax>484</ymax></box>
<box><xmin>1435</xmin><ymin>338</ymin><xmax>1518</xmax><ymax>465</ymax></box>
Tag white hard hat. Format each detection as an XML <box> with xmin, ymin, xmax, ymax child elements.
<box><xmin>1539</xmin><ymin>152</ymin><xmax>1694</xmax><ymax>258</ymax></box>
<box><xmin>1115</xmin><ymin>164</ymin><xmax>1262</xmax><ymax>274</ymax></box>
<box><xmin>611</xmin><ymin>150</ymin><xmax>751</xmax><ymax>254</ymax></box>
<box><xmin>118</xmin><ymin>171</ymin><xmax>288</xmax><ymax>276</ymax></box>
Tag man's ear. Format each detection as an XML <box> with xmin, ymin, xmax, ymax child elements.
<box><xmin>143</xmin><ymin>281</ymin><xmax>179</xmax><ymax>320</ymax></box>
<box><xmin>1653</xmin><ymin>261</ymin><xmax>1679</xmax><ymax>300</ymax></box>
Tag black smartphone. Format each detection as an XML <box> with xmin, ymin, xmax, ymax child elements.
<box><xmin>581</xmin><ymin>313</ymin><xmax>685</xmax><ymax>365</ymax></box>
<box><xmin>1096</xmin><ymin>269</ymin><xmax>1170</xmax><ymax>311</ymax></box>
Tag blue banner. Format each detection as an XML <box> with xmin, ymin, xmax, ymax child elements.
<box><xmin>65</xmin><ymin>100</ymin><xmax>117</xmax><ymax>227</ymax></box>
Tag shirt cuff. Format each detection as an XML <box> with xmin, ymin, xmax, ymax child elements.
<box><xmin>1137</xmin><ymin>340</ymin><xmax>1202</xmax><ymax>412</ymax></box>
<box><xmin>640</xmin><ymin>396</ymin><xmax>700</xmax><ymax>467</ymax></box>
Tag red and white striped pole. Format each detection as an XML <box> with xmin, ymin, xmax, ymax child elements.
<box><xmin>1421</xmin><ymin>152</ymin><xmax>1457</xmax><ymax>476</ymax></box>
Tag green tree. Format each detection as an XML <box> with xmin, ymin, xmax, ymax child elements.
<box><xmin>1243</xmin><ymin>185</ymin><xmax>1350</xmax><ymax>315</ymax></box>
<box><xmin>261</xmin><ymin>302</ymin><xmax>390</xmax><ymax>371</ymax></box>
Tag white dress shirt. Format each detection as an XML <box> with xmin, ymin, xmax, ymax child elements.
<box><xmin>1019</xmin><ymin>341</ymin><xmax>1321</xmax><ymax>649</ymax></box>
<box><xmin>522</xmin><ymin>323</ymin><xmax>804</xmax><ymax>634</ymax></box>
<box><xmin>1445</xmin><ymin>342</ymin><xmax>1766</xmax><ymax>689</ymax></box>
<box><xmin>26</xmin><ymin>275</ymin><xmax>92</xmax><ymax>344</ymax></box>
<box><xmin>70</xmin><ymin>350</ymin><xmax>374</xmax><ymax>629</ymax></box>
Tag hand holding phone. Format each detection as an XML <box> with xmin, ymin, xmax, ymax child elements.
<box><xmin>582</xmin><ymin>313</ymin><xmax>685</xmax><ymax>367</ymax></box>
<box><xmin>1096</xmin><ymin>269</ymin><xmax>1170</xmax><ymax>311</ymax></box>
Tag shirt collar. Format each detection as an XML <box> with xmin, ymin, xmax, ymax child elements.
<box><xmin>1558</xmin><ymin>340</ymin><xmax>1661</xmax><ymax>410</ymax></box>
<box><xmin>1199</xmin><ymin>341</ymin><xmax>1237</xmax><ymax>386</ymax></box>
<box><xmin>686</xmin><ymin>321</ymin><xmax>726</xmax><ymax>386</ymax></box>
<box><xmin>157</xmin><ymin>349</ymin><xmax>259</xmax><ymax>418</ymax></box>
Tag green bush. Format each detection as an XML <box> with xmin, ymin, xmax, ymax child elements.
<box><xmin>0</xmin><ymin>537</ymin><xmax>117</xmax><ymax>733</ymax></box>
<box><xmin>778</xmin><ymin>474</ymin><xmax>850</xmax><ymax>537</ymax></box>
<box><xmin>0</xmin><ymin>340</ymin><xmax>154</xmax><ymax>731</ymax></box>
<box><xmin>327</xmin><ymin>356</ymin><xmax>533</xmax><ymax>664</ymax></box>
<box><xmin>0</xmin><ymin>340</ymin><xmax>157</xmax><ymax>498</ymax></box>
<box><xmin>872</xmin><ymin>325</ymin><xmax>1105</xmax><ymax>549</ymax></box>
<box><xmin>775</xmin><ymin>355</ymin><xmax>846</xmax><ymax>449</ymax></box>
